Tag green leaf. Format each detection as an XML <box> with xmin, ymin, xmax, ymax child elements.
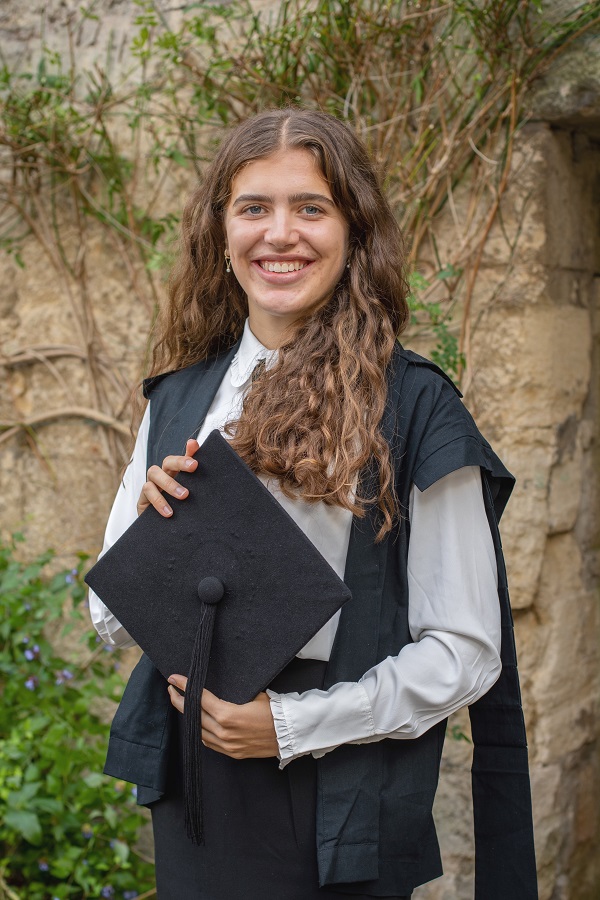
<box><xmin>111</xmin><ymin>838</ymin><xmax>130</xmax><ymax>863</ymax></box>
<box><xmin>82</xmin><ymin>772</ymin><xmax>105</xmax><ymax>788</ymax></box>
<box><xmin>25</xmin><ymin>714</ymin><xmax>51</xmax><ymax>733</ymax></box>
<box><xmin>4</xmin><ymin>808</ymin><xmax>42</xmax><ymax>843</ymax></box>
<box><xmin>104</xmin><ymin>804</ymin><xmax>118</xmax><ymax>829</ymax></box>
<box><xmin>34</xmin><ymin>797</ymin><xmax>63</xmax><ymax>814</ymax></box>
<box><xmin>7</xmin><ymin>781</ymin><xmax>42</xmax><ymax>807</ymax></box>
<box><xmin>436</xmin><ymin>263</ymin><xmax>462</xmax><ymax>281</ymax></box>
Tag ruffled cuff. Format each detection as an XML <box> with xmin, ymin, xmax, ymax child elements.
<box><xmin>267</xmin><ymin>682</ymin><xmax>375</xmax><ymax>770</ymax></box>
<box><xmin>88</xmin><ymin>588</ymin><xmax>137</xmax><ymax>649</ymax></box>
<box><xmin>267</xmin><ymin>689</ymin><xmax>299</xmax><ymax>769</ymax></box>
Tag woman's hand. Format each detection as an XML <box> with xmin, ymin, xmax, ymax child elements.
<box><xmin>136</xmin><ymin>439</ymin><xmax>199</xmax><ymax>517</ymax></box>
<box><xmin>167</xmin><ymin>675</ymin><xmax>279</xmax><ymax>759</ymax></box>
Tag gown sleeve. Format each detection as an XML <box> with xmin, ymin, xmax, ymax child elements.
<box><xmin>267</xmin><ymin>465</ymin><xmax>502</xmax><ymax>766</ymax></box>
<box><xmin>88</xmin><ymin>403</ymin><xmax>151</xmax><ymax>648</ymax></box>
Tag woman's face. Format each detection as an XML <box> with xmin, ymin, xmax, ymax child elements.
<box><xmin>224</xmin><ymin>148</ymin><xmax>349</xmax><ymax>348</ymax></box>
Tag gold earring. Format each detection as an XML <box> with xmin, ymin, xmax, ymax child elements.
<box><xmin>224</xmin><ymin>250</ymin><xmax>231</xmax><ymax>273</ymax></box>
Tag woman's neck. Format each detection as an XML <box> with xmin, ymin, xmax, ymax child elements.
<box><xmin>247</xmin><ymin>312</ymin><xmax>299</xmax><ymax>350</ymax></box>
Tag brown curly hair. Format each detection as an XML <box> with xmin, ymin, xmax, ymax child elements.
<box><xmin>151</xmin><ymin>108</ymin><xmax>410</xmax><ymax>539</ymax></box>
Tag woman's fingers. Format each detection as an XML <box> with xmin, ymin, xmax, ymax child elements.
<box><xmin>168</xmin><ymin>684</ymin><xmax>185</xmax><ymax>714</ymax></box>
<box><xmin>185</xmin><ymin>439</ymin><xmax>200</xmax><ymax>459</ymax></box>
<box><xmin>137</xmin><ymin>467</ymin><xmax>183</xmax><ymax>517</ymax></box>
<box><xmin>136</xmin><ymin>440</ymin><xmax>200</xmax><ymax>517</ymax></box>
<box><xmin>167</xmin><ymin>674</ymin><xmax>187</xmax><ymax>714</ymax></box>
<box><xmin>201</xmin><ymin>690</ymin><xmax>278</xmax><ymax>758</ymax></box>
<box><xmin>167</xmin><ymin>681</ymin><xmax>277</xmax><ymax>757</ymax></box>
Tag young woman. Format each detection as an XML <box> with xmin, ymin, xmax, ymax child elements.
<box><xmin>89</xmin><ymin>109</ymin><xmax>536</xmax><ymax>899</ymax></box>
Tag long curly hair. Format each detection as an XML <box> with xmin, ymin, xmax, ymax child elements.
<box><xmin>151</xmin><ymin>109</ymin><xmax>410</xmax><ymax>539</ymax></box>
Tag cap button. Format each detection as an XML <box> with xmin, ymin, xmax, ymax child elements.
<box><xmin>197</xmin><ymin>576</ymin><xmax>225</xmax><ymax>605</ymax></box>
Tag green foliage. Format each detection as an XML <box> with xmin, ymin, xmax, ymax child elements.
<box><xmin>0</xmin><ymin>0</ymin><xmax>598</xmax><ymax>417</ymax></box>
<box><xmin>0</xmin><ymin>536</ymin><xmax>154</xmax><ymax>899</ymax></box>
<box><xmin>408</xmin><ymin>266</ymin><xmax>465</xmax><ymax>379</ymax></box>
<box><xmin>0</xmin><ymin>52</ymin><xmax>171</xmax><ymax>275</ymax></box>
<box><xmin>448</xmin><ymin>723</ymin><xmax>471</xmax><ymax>743</ymax></box>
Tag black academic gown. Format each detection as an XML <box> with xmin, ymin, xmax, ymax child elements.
<box><xmin>103</xmin><ymin>342</ymin><xmax>538</xmax><ymax>899</ymax></box>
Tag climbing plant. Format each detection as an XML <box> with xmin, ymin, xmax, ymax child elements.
<box><xmin>0</xmin><ymin>0</ymin><xmax>597</xmax><ymax>462</ymax></box>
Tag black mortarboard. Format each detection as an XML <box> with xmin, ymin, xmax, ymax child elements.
<box><xmin>85</xmin><ymin>430</ymin><xmax>351</xmax><ymax>843</ymax></box>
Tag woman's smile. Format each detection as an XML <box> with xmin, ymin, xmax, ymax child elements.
<box><xmin>254</xmin><ymin>258</ymin><xmax>311</xmax><ymax>274</ymax></box>
<box><xmin>224</xmin><ymin>148</ymin><xmax>349</xmax><ymax>347</ymax></box>
<box><xmin>250</xmin><ymin>256</ymin><xmax>315</xmax><ymax>285</ymax></box>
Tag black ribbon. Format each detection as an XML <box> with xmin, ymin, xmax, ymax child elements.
<box><xmin>183</xmin><ymin>575</ymin><xmax>225</xmax><ymax>844</ymax></box>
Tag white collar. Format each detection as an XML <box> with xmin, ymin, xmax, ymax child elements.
<box><xmin>230</xmin><ymin>320</ymin><xmax>277</xmax><ymax>388</ymax></box>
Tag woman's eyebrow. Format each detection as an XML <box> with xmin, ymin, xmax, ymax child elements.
<box><xmin>231</xmin><ymin>193</ymin><xmax>272</xmax><ymax>207</ymax></box>
<box><xmin>289</xmin><ymin>192</ymin><xmax>336</xmax><ymax>208</ymax></box>
<box><xmin>231</xmin><ymin>192</ymin><xmax>336</xmax><ymax>208</ymax></box>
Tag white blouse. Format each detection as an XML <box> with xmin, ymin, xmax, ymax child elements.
<box><xmin>89</xmin><ymin>321</ymin><xmax>501</xmax><ymax>766</ymax></box>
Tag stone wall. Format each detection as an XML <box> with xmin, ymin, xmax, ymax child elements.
<box><xmin>1</xmin><ymin>3</ymin><xmax>598</xmax><ymax>898</ymax></box>
<box><xmin>412</xmin><ymin>122</ymin><xmax>600</xmax><ymax>900</ymax></box>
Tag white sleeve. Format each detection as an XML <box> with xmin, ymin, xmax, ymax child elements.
<box><xmin>88</xmin><ymin>403</ymin><xmax>151</xmax><ymax>648</ymax></box>
<box><xmin>267</xmin><ymin>465</ymin><xmax>502</xmax><ymax>766</ymax></box>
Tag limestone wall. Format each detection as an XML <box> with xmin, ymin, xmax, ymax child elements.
<box><xmin>412</xmin><ymin>123</ymin><xmax>600</xmax><ymax>900</ymax></box>
<box><xmin>0</xmin><ymin>3</ymin><xmax>598</xmax><ymax>898</ymax></box>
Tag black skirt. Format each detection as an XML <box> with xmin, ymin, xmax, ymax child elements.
<box><xmin>151</xmin><ymin>658</ymin><xmax>410</xmax><ymax>900</ymax></box>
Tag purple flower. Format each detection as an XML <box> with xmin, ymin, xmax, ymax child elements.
<box><xmin>123</xmin><ymin>892</ymin><xmax>139</xmax><ymax>899</ymax></box>
<box><xmin>65</xmin><ymin>574</ymin><xmax>74</xmax><ymax>584</ymax></box>
<box><xmin>130</xmin><ymin>786</ymin><xmax>137</xmax><ymax>798</ymax></box>
<box><xmin>101</xmin><ymin>887</ymin><xmax>115</xmax><ymax>898</ymax></box>
<box><xmin>113</xmin><ymin>661</ymin><xmax>121</xmax><ymax>671</ymax></box>
<box><xmin>24</xmin><ymin>602</ymin><xmax>32</xmax><ymax>611</ymax></box>
<box><xmin>38</xmin><ymin>859</ymin><xmax>49</xmax><ymax>871</ymax></box>
<box><xmin>81</xmin><ymin>823</ymin><xmax>93</xmax><ymax>838</ymax></box>
<box><xmin>55</xmin><ymin>668</ymin><xmax>73</xmax><ymax>686</ymax></box>
<box><xmin>25</xmin><ymin>676</ymin><xmax>38</xmax><ymax>691</ymax></box>
<box><xmin>33</xmin><ymin>644</ymin><xmax>40</xmax><ymax>653</ymax></box>
<box><xmin>22</xmin><ymin>636</ymin><xmax>29</xmax><ymax>644</ymax></box>
<box><xmin>24</xmin><ymin>649</ymin><xmax>35</xmax><ymax>661</ymax></box>
<box><xmin>103</xmin><ymin>644</ymin><xmax>114</xmax><ymax>653</ymax></box>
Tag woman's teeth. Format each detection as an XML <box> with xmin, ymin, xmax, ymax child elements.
<box><xmin>259</xmin><ymin>261</ymin><xmax>307</xmax><ymax>273</ymax></box>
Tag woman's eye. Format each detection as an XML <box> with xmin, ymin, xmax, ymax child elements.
<box><xmin>244</xmin><ymin>205</ymin><xmax>264</xmax><ymax>215</ymax></box>
<box><xmin>302</xmin><ymin>205</ymin><xmax>321</xmax><ymax>216</ymax></box>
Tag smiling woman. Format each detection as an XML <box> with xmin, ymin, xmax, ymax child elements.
<box><xmin>89</xmin><ymin>108</ymin><xmax>536</xmax><ymax>900</ymax></box>
<box><xmin>224</xmin><ymin>150</ymin><xmax>348</xmax><ymax>345</ymax></box>
<box><xmin>155</xmin><ymin>109</ymin><xmax>410</xmax><ymax>529</ymax></box>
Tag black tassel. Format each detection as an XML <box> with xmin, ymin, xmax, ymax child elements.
<box><xmin>183</xmin><ymin>576</ymin><xmax>224</xmax><ymax>845</ymax></box>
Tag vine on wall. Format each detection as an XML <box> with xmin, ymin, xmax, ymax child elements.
<box><xmin>0</xmin><ymin>0</ymin><xmax>597</xmax><ymax>472</ymax></box>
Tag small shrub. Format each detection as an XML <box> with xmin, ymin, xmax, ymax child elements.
<box><xmin>0</xmin><ymin>535</ymin><xmax>155</xmax><ymax>899</ymax></box>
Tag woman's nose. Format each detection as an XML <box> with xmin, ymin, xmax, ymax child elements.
<box><xmin>264</xmin><ymin>211</ymin><xmax>299</xmax><ymax>247</ymax></box>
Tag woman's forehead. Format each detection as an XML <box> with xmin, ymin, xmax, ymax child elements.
<box><xmin>229</xmin><ymin>148</ymin><xmax>333</xmax><ymax>201</ymax></box>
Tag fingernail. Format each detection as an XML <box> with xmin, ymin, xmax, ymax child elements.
<box><xmin>184</xmin><ymin>459</ymin><xmax>194</xmax><ymax>468</ymax></box>
<box><xmin>175</xmin><ymin>486</ymin><xmax>187</xmax><ymax>496</ymax></box>
<box><xmin>168</xmin><ymin>676</ymin><xmax>176</xmax><ymax>685</ymax></box>
<box><xmin>163</xmin><ymin>505</ymin><xmax>173</xmax><ymax>516</ymax></box>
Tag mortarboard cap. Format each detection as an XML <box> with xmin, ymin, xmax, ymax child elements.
<box><xmin>85</xmin><ymin>430</ymin><xmax>352</xmax><ymax>843</ymax></box>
